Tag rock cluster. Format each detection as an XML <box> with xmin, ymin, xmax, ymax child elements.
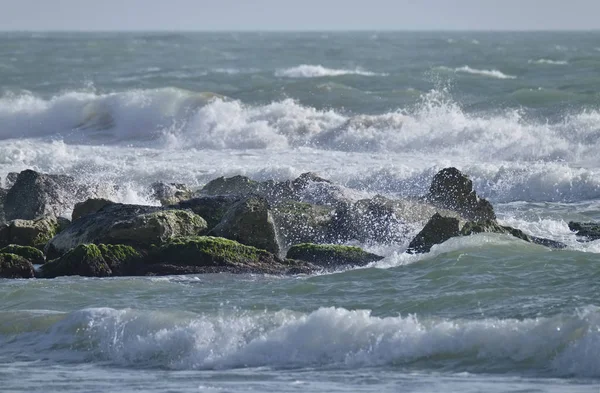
<box><xmin>0</xmin><ymin>167</ymin><xmax>571</xmax><ymax>279</ymax></box>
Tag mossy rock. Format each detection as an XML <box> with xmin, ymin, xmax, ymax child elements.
<box><xmin>0</xmin><ymin>216</ymin><xmax>66</xmax><ymax>249</ymax></box>
<box><xmin>174</xmin><ymin>195</ymin><xmax>239</xmax><ymax>230</ymax></box>
<box><xmin>271</xmin><ymin>201</ymin><xmax>333</xmax><ymax>246</ymax></box>
<box><xmin>145</xmin><ymin>236</ymin><xmax>313</xmax><ymax>275</ymax></box>
<box><xmin>0</xmin><ymin>253</ymin><xmax>35</xmax><ymax>278</ymax></box>
<box><xmin>0</xmin><ymin>245</ymin><xmax>45</xmax><ymax>265</ymax></box>
<box><xmin>286</xmin><ymin>243</ymin><xmax>384</xmax><ymax>268</ymax></box>
<box><xmin>97</xmin><ymin>244</ymin><xmax>143</xmax><ymax>276</ymax></box>
<box><xmin>40</xmin><ymin>244</ymin><xmax>112</xmax><ymax>278</ymax></box>
<box><xmin>461</xmin><ymin>220</ymin><xmax>566</xmax><ymax>249</ymax></box>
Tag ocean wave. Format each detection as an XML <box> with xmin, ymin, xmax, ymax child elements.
<box><xmin>528</xmin><ymin>59</ymin><xmax>569</xmax><ymax>65</ymax></box>
<box><xmin>4</xmin><ymin>306</ymin><xmax>599</xmax><ymax>377</ymax></box>
<box><xmin>275</xmin><ymin>65</ymin><xmax>384</xmax><ymax>78</ymax></box>
<box><xmin>453</xmin><ymin>66</ymin><xmax>517</xmax><ymax>79</ymax></box>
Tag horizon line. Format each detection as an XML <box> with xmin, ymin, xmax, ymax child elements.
<box><xmin>1</xmin><ymin>28</ymin><xmax>600</xmax><ymax>33</ymax></box>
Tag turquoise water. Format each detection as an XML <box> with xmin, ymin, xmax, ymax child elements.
<box><xmin>0</xmin><ymin>32</ymin><xmax>599</xmax><ymax>392</ymax></box>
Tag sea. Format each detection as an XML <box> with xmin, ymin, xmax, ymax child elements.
<box><xmin>0</xmin><ymin>31</ymin><xmax>599</xmax><ymax>392</ymax></box>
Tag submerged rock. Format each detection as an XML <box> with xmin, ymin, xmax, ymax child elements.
<box><xmin>47</xmin><ymin>204</ymin><xmax>208</xmax><ymax>256</ymax></box>
<box><xmin>0</xmin><ymin>245</ymin><xmax>45</xmax><ymax>265</ymax></box>
<box><xmin>427</xmin><ymin>167</ymin><xmax>495</xmax><ymax>221</ymax></box>
<box><xmin>40</xmin><ymin>244</ymin><xmax>112</xmax><ymax>278</ymax></box>
<box><xmin>209</xmin><ymin>195</ymin><xmax>280</xmax><ymax>254</ymax></box>
<box><xmin>143</xmin><ymin>236</ymin><xmax>315</xmax><ymax>275</ymax></box>
<box><xmin>568</xmin><ymin>221</ymin><xmax>600</xmax><ymax>241</ymax></box>
<box><xmin>72</xmin><ymin>198</ymin><xmax>115</xmax><ymax>221</ymax></box>
<box><xmin>0</xmin><ymin>253</ymin><xmax>35</xmax><ymax>279</ymax></box>
<box><xmin>286</xmin><ymin>243</ymin><xmax>384</xmax><ymax>268</ymax></box>
<box><xmin>0</xmin><ymin>216</ymin><xmax>68</xmax><ymax>249</ymax></box>
<box><xmin>407</xmin><ymin>213</ymin><xmax>461</xmax><ymax>254</ymax></box>
<box><xmin>461</xmin><ymin>220</ymin><xmax>566</xmax><ymax>249</ymax></box>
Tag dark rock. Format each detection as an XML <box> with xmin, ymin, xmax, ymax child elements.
<box><xmin>40</xmin><ymin>244</ymin><xmax>112</xmax><ymax>278</ymax></box>
<box><xmin>407</xmin><ymin>213</ymin><xmax>460</xmax><ymax>254</ymax></box>
<box><xmin>0</xmin><ymin>216</ymin><xmax>66</xmax><ymax>249</ymax></box>
<box><xmin>568</xmin><ymin>221</ymin><xmax>600</xmax><ymax>241</ymax></box>
<box><xmin>0</xmin><ymin>245</ymin><xmax>45</xmax><ymax>265</ymax></box>
<box><xmin>174</xmin><ymin>195</ymin><xmax>239</xmax><ymax>230</ymax></box>
<box><xmin>0</xmin><ymin>187</ymin><xmax>6</xmax><ymax>225</ymax></box>
<box><xmin>462</xmin><ymin>220</ymin><xmax>567</xmax><ymax>249</ymax></box>
<box><xmin>72</xmin><ymin>198</ymin><xmax>114</xmax><ymax>221</ymax></box>
<box><xmin>271</xmin><ymin>200</ymin><xmax>334</xmax><ymax>246</ymax></box>
<box><xmin>150</xmin><ymin>182</ymin><xmax>193</xmax><ymax>206</ymax></box>
<box><xmin>0</xmin><ymin>253</ymin><xmax>35</xmax><ymax>278</ymax></box>
<box><xmin>201</xmin><ymin>175</ymin><xmax>260</xmax><ymax>196</ymax></box>
<box><xmin>427</xmin><ymin>167</ymin><xmax>495</xmax><ymax>221</ymax></box>
<box><xmin>209</xmin><ymin>195</ymin><xmax>280</xmax><ymax>254</ymax></box>
<box><xmin>143</xmin><ymin>236</ymin><xmax>315</xmax><ymax>275</ymax></box>
<box><xmin>47</xmin><ymin>204</ymin><xmax>208</xmax><ymax>256</ymax></box>
<box><xmin>4</xmin><ymin>169</ymin><xmax>86</xmax><ymax>221</ymax></box>
<box><xmin>286</xmin><ymin>243</ymin><xmax>384</xmax><ymax>268</ymax></box>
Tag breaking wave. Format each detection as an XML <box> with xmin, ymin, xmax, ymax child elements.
<box><xmin>453</xmin><ymin>66</ymin><xmax>517</xmax><ymax>79</ymax></box>
<box><xmin>3</xmin><ymin>306</ymin><xmax>598</xmax><ymax>377</ymax></box>
<box><xmin>275</xmin><ymin>64</ymin><xmax>384</xmax><ymax>78</ymax></box>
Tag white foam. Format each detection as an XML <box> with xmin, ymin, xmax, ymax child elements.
<box><xmin>275</xmin><ymin>65</ymin><xmax>384</xmax><ymax>78</ymax></box>
<box><xmin>453</xmin><ymin>66</ymin><xmax>517</xmax><ymax>79</ymax></box>
<box><xmin>18</xmin><ymin>306</ymin><xmax>600</xmax><ymax>377</ymax></box>
<box><xmin>528</xmin><ymin>59</ymin><xmax>569</xmax><ymax>65</ymax></box>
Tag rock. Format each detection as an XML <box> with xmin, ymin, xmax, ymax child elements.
<box><xmin>47</xmin><ymin>204</ymin><xmax>208</xmax><ymax>256</ymax></box>
<box><xmin>0</xmin><ymin>245</ymin><xmax>45</xmax><ymax>265</ymax></box>
<box><xmin>291</xmin><ymin>172</ymin><xmax>348</xmax><ymax>206</ymax></box>
<box><xmin>291</xmin><ymin>172</ymin><xmax>331</xmax><ymax>190</ymax></box>
<box><xmin>174</xmin><ymin>195</ymin><xmax>239</xmax><ymax>230</ymax></box>
<box><xmin>150</xmin><ymin>182</ymin><xmax>193</xmax><ymax>206</ymax></box>
<box><xmin>407</xmin><ymin>213</ymin><xmax>460</xmax><ymax>254</ymax></box>
<box><xmin>200</xmin><ymin>175</ymin><xmax>260</xmax><ymax>196</ymax></box>
<box><xmin>462</xmin><ymin>220</ymin><xmax>567</xmax><ymax>249</ymax></box>
<box><xmin>271</xmin><ymin>201</ymin><xmax>334</xmax><ymax>246</ymax></box>
<box><xmin>427</xmin><ymin>167</ymin><xmax>495</xmax><ymax>221</ymax></box>
<box><xmin>72</xmin><ymin>198</ymin><xmax>115</xmax><ymax>221</ymax></box>
<box><xmin>0</xmin><ymin>253</ymin><xmax>35</xmax><ymax>278</ymax></box>
<box><xmin>4</xmin><ymin>169</ymin><xmax>87</xmax><ymax>221</ymax></box>
<box><xmin>568</xmin><ymin>221</ymin><xmax>600</xmax><ymax>241</ymax></box>
<box><xmin>142</xmin><ymin>236</ymin><xmax>315</xmax><ymax>275</ymax></box>
<box><xmin>286</xmin><ymin>243</ymin><xmax>384</xmax><ymax>268</ymax></box>
<box><xmin>209</xmin><ymin>195</ymin><xmax>280</xmax><ymax>254</ymax></box>
<box><xmin>0</xmin><ymin>216</ymin><xmax>67</xmax><ymax>249</ymax></box>
<box><xmin>97</xmin><ymin>244</ymin><xmax>143</xmax><ymax>276</ymax></box>
<box><xmin>40</xmin><ymin>244</ymin><xmax>112</xmax><ymax>278</ymax></box>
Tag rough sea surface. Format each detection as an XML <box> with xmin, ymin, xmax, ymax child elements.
<box><xmin>0</xmin><ymin>32</ymin><xmax>599</xmax><ymax>392</ymax></box>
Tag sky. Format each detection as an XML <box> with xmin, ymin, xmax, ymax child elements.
<box><xmin>0</xmin><ymin>0</ymin><xmax>599</xmax><ymax>31</ymax></box>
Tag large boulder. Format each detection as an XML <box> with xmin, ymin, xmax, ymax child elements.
<box><xmin>72</xmin><ymin>198</ymin><xmax>115</xmax><ymax>221</ymax></box>
<box><xmin>141</xmin><ymin>236</ymin><xmax>315</xmax><ymax>275</ymax></box>
<box><xmin>407</xmin><ymin>213</ymin><xmax>461</xmax><ymax>254</ymax></box>
<box><xmin>0</xmin><ymin>245</ymin><xmax>45</xmax><ymax>265</ymax></box>
<box><xmin>0</xmin><ymin>188</ymin><xmax>6</xmax><ymax>225</ymax></box>
<box><xmin>150</xmin><ymin>182</ymin><xmax>193</xmax><ymax>206</ymax></box>
<box><xmin>0</xmin><ymin>216</ymin><xmax>69</xmax><ymax>249</ymax></box>
<box><xmin>4</xmin><ymin>170</ymin><xmax>86</xmax><ymax>220</ymax></box>
<box><xmin>0</xmin><ymin>253</ymin><xmax>35</xmax><ymax>278</ymax></box>
<box><xmin>47</xmin><ymin>204</ymin><xmax>208</xmax><ymax>256</ymax></box>
<box><xmin>174</xmin><ymin>195</ymin><xmax>239</xmax><ymax>230</ymax></box>
<box><xmin>427</xmin><ymin>167</ymin><xmax>495</xmax><ymax>221</ymax></box>
<box><xmin>97</xmin><ymin>244</ymin><xmax>143</xmax><ymax>276</ymax></box>
<box><xmin>271</xmin><ymin>201</ymin><xmax>334</xmax><ymax>247</ymax></box>
<box><xmin>40</xmin><ymin>244</ymin><xmax>112</xmax><ymax>278</ymax></box>
<box><xmin>568</xmin><ymin>221</ymin><xmax>600</xmax><ymax>241</ymax></box>
<box><xmin>200</xmin><ymin>175</ymin><xmax>260</xmax><ymax>196</ymax></box>
<box><xmin>461</xmin><ymin>220</ymin><xmax>566</xmax><ymax>249</ymax></box>
<box><xmin>209</xmin><ymin>195</ymin><xmax>280</xmax><ymax>254</ymax></box>
<box><xmin>286</xmin><ymin>243</ymin><xmax>384</xmax><ymax>269</ymax></box>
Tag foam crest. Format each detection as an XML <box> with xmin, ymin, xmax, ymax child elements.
<box><xmin>15</xmin><ymin>306</ymin><xmax>600</xmax><ymax>377</ymax></box>
<box><xmin>453</xmin><ymin>66</ymin><xmax>517</xmax><ymax>79</ymax></box>
<box><xmin>275</xmin><ymin>65</ymin><xmax>384</xmax><ymax>78</ymax></box>
<box><xmin>528</xmin><ymin>59</ymin><xmax>569</xmax><ymax>65</ymax></box>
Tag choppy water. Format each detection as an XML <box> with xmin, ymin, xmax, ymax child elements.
<box><xmin>1</xmin><ymin>32</ymin><xmax>600</xmax><ymax>392</ymax></box>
